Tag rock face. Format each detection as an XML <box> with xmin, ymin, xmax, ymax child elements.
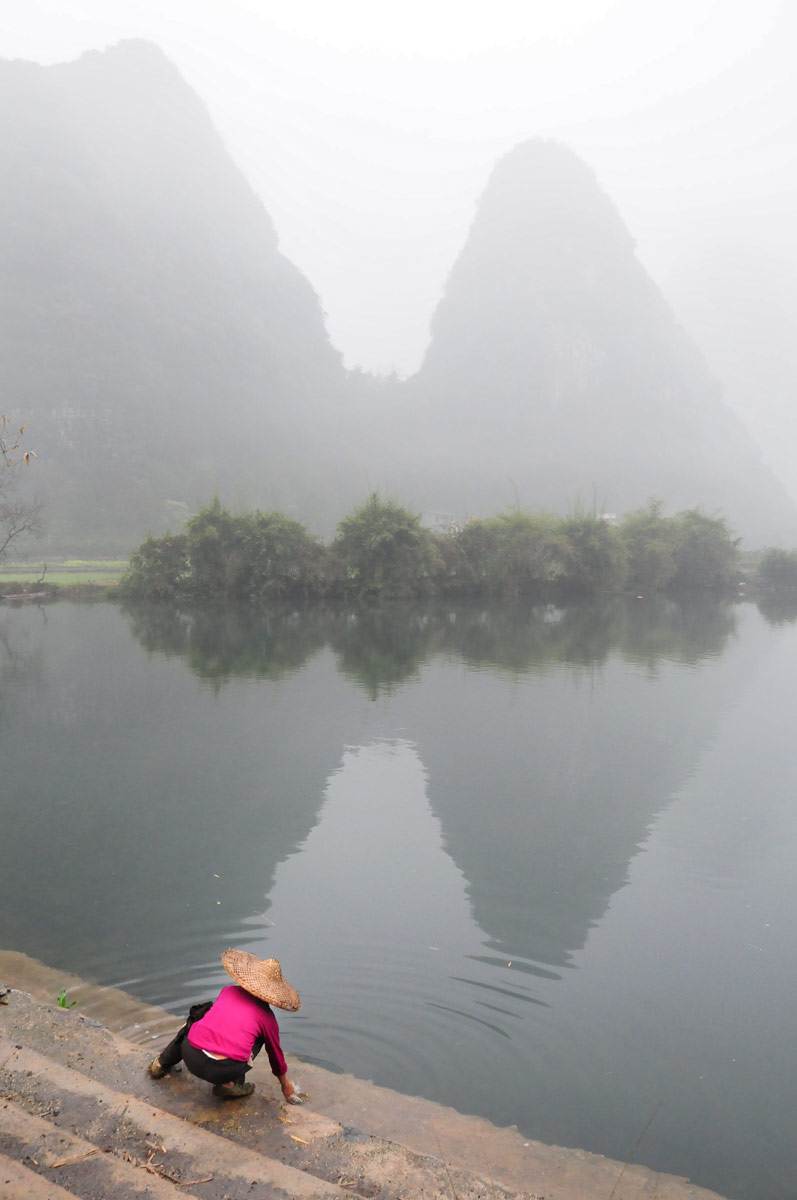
<box><xmin>404</xmin><ymin>139</ymin><xmax>796</xmax><ymax>544</ymax></box>
<box><xmin>0</xmin><ymin>40</ymin><xmax>346</xmax><ymax>546</ymax></box>
<box><xmin>666</xmin><ymin>240</ymin><xmax>797</xmax><ymax>510</ymax></box>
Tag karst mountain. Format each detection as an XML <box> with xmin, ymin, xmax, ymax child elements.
<box><xmin>1</xmin><ymin>41</ymin><xmax>794</xmax><ymax>550</ymax></box>
<box><xmin>0</xmin><ymin>40</ymin><xmax>346</xmax><ymax>545</ymax></box>
<box><xmin>399</xmin><ymin>140</ymin><xmax>794</xmax><ymax>542</ymax></box>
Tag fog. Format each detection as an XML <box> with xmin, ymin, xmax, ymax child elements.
<box><xmin>5</xmin><ymin>0</ymin><xmax>797</xmax><ymax>511</ymax></box>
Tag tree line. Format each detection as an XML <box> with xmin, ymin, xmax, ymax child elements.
<box><xmin>119</xmin><ymin>494</ymin><xmax>744</xmax><ymax>604</ymax></box>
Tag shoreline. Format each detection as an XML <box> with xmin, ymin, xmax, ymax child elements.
<box><xmin>1</xmin><ymin>948</ymin><xmax>728</xmax><ymax>1200</ymax></box>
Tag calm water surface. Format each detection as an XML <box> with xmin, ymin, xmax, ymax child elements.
<box><xmin>2</xmin><ymin>598</ymin><xmax>796</xmax><ymax>1200</ymax></box>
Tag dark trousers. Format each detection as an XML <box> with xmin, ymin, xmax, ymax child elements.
<box><xmin>157</xmin><ymin>1000</ymin><xmax>253</xmax><ymax>1085</ymax></box>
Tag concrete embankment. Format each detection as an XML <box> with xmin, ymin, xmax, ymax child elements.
<box><xmin>0</xmin><ymin>952</ymin><xmax>728</xmax><ymax>1200</ymax></box>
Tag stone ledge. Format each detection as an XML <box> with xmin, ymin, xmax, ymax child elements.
<box><xmin>1</xmin><ymin>951</ymin><xmax>729</xmax><ymax>1200</ymax></box>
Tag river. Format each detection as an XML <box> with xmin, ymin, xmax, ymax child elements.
<box><xmin>1</xmin><ymin>596</ymin><xmax>795</xmax><ymax>1200</ymax></box>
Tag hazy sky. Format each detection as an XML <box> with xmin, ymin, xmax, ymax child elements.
<box><xmin>5</xmin><ymin>1</ymin><xmax>794</xmax><ymax>377</ymax></box>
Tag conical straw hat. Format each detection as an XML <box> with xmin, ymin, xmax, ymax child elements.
<box><xmin>221</xmin><ymin>949</ymin><xmax>301</xmax><ymax>1011</ymax></box>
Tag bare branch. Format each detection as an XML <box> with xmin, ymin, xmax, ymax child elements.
<box><xmin>0</xmin><ymin>415</ymin><xmax>42</xmax><ymax>560</ymax></box>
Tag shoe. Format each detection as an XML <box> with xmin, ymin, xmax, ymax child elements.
<box><xmin>148</xmin><ymin>1057</ymin><xmax>167</xmax><ymax>1079</ymax></box>
<box><xmin>213</xmin><ymin>1080</ymin><xmax>255</xmax><ymax>1099</ymax></box>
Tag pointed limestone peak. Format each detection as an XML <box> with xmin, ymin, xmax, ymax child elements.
<box><xmin>421</xmin><ymin>138</ymin><xmax>665</xmax><ymax>384</ymax></box>
<box><xmin>409</xmin><ymin>137</ymin><xmax>797</xmax><ymax>544</ymax></box>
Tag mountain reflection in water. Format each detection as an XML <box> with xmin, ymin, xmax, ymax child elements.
<box><xmin>1</xmin><ymin>597</ymin><xmax>795</xmax><ymax>1200</ymax></box>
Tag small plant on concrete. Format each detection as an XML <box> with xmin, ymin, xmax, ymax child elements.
<box><xmin>57</xmin><ymin>987</ymin><xmax>77</xmax><ymax>1009</ymax></box>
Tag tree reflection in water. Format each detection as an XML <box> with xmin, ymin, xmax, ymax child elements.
<box><xmin>122</xmin><ymin>596</ymin><xmax>739</xmax><ymax>694</ymax></box>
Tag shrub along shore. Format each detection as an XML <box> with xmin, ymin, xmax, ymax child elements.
<box><xmin>117</xmin><ymin>493</ymin><xmax>754</xmax><ymax>605</ymax></box>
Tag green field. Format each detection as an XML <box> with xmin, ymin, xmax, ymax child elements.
<box><xmin>0</xmin><ymin>560</ymin><xmax>127</xmax><ymax>587</ymax></box>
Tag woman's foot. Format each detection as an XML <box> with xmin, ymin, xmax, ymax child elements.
<box><xmin>148</xmin><ymin>1057</ymin><xmax>167</xmax><ymax>1079</ymax></box>
<box><xmin>213</xmin><ymin>1080</ymin><xmax>255</xmax><ymax>1099</ymax></box>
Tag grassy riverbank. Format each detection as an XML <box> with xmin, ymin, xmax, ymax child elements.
<box><xmin>0</xmin><ymin>560</ymin><xmax>126</xmax><ymax>601</ymax></box>
<box><xmin>0</xmin><ymin>559</ymin><xmax>127</xmax><ymax>586</ymax></box>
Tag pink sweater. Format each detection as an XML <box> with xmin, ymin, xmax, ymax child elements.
<box><xmin>187</xmin><ymin>984</ymin><xmax>288</xmax><ymax>1077</ymax></box>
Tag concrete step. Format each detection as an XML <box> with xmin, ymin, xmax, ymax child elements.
<box><xmin>1</xmin><ymin>989</ymin><xmax>527</xmax><ymax>1200</ymax></box>
<box><xmin>0</xmin><ymin>1036</ymin><xmax>346</xmax><ymax>1199</ymax></box>
<box><xmin>1</xmin><ymin>1152</ymin><xmax>79</xmax><ymax>1200</ymax></box>
<box><xmin>0</xmin><ymin>1097</ymin><xmax>205</xmax><ymax>1198</ymax></box>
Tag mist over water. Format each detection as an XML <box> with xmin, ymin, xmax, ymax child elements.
<box><xmin>2</xmin><ymin>598</ymin><xmax>796</xmax><ymax>1200</ymax></box>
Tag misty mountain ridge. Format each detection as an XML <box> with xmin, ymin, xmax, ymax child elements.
<box><xmin>2</xmin><ymin>40</ymin><xmax>794</xmax><ymax>551</ymax></box>
<box><xmin>400</xmin><ymin>140</ymin><xmax>793</xmax><ymax>542</ymax></box>
<box><xmin>1</xmin><ymin>40</ymin><xmax>346</xmax><ymax>545</ymax></box>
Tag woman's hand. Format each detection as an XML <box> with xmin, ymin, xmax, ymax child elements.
<box><xmin>280</xmin><ymin>1073</ymin><xmax>303</xmax><ymax>1104</ymax></box>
